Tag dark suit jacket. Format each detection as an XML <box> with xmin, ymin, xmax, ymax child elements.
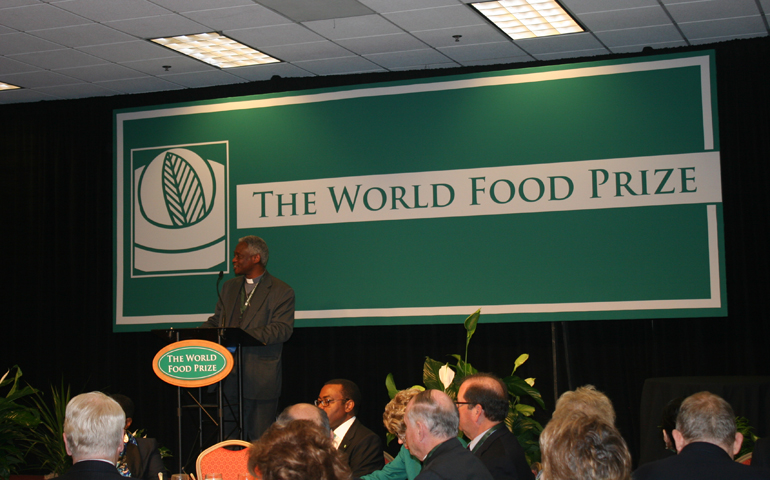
<box><xmin>338</xmin><ymin>418</ymin><xmax>384</xmax><ymax>478</ymax></box>
<box><xmin>417</xmin><ymin>437</ymin><xmax>494</xmax><ymax>480</ymax></box>
<box><xmin>472</xmin><ymin>426</ymin><xmax>534</xmax><ymax>480</ymax></box>
<box><xmin>753</xmin><ymin>437</ymin><xmax>770</xmax><ymax>471</ymax></box>
<box><xmin>633</xmin><ymin>442</ymin><xmax>770</xmax><ymax>480</ymax></box>
<box><xmin>202</xmin><ymin>271</ymin><xmax>294</xmax><ymax>400</ymax></box>
<box><xmin>125</xmin><ymin>438</ymin><xmax>166</xmax><ymax>480</ymax></box>
<box><xmin>58</xmin><ymin>460</ymin><xmax>124</xmax><ymax>480</ymax></box>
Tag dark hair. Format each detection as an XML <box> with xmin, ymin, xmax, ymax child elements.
<box><xmin>659</xmin><ymin>397</ymin><xmax>684</xmax><ymax>448</ymax></box>
<box><xmin>324</xmin><ymin>379</ymin><xmax>362</xmax><ymax>416</ymax></box>
<box><xmin>109</xmin><ymin>394</ymin><xmax>134</xmax><ymax>419</ymax></box>
<box><xmin>461</xmin><ymin>373</ymin><xmax>509</xmax><ymax>422</ymax></box>
<box><xmin>248</xmin><ymin>420</ymin><xmax>351</xmax><ymax>480</ymax></box>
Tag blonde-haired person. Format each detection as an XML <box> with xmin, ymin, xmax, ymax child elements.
<box><xmin>248</xmin><ymin>419</ymin><xmax>352</xmax><ymax>480</ymax></box>
<box><xmin>540</xmin><ymin>411</ymin><xmax>631</xmax><ymax>480</ymax></box>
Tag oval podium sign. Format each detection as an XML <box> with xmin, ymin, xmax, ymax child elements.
<box><xmin>153</xmin><ymin>339</ymin><xmax>234</xmax><ymax>388</ymax></box>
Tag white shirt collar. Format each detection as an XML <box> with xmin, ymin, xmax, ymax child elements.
<box><xmin>333</xmin><ymin>416</ymin><xmax>356</xmax><ymax>449</ymax></box>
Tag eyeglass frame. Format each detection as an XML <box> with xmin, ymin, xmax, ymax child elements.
<box><xmin>314</xmin><ymin>397</ymin><xmax>350</xmax><ymax>408</ymax></box>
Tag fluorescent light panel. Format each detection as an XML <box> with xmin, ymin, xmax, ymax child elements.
<box><xmin>151</xmin><ymin>32</ymin><xmax>280</xmax><ymax>69</ymax></box>
<box><xmin>0</xmin><ymin>82</ymin><xmax>21</xmax><ymax>91</ymax></box>
<box><xmin>472</xmin><ymin>0</ymin><xmax>583</xmax><ymax>40</ymax></box>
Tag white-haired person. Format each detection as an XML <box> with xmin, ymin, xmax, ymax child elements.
<box><xmin>59</xmin><ymin>392</ymin><xmax>126</xmax><ymax>480</ymax></box>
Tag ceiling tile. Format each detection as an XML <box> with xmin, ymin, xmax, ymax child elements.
<box><xmin>438</xmin><ymin>41</ymin><xmax>526</xmax><ymax>62</ymax></box>
<box><xmin>460</xmin><ymin>55</ymin><xmax>535</xmax><ymax>67</ymax></box>
<box><xmin>579</xmin><ymin>6</ymin><xmax>671</xmax><ymax>31</ymax></box>
<box><xmin>0</xmin><ymin>0</ymin><xmax>39</xmax><ymax>7</ymax></box>
<box><xmin>666</xmin><ymin>0</ymin><xmax>761</xmax><ymax>23</ymax></box>
<box><xmin>158</xmin><ymin>69</ymin><xmax>248</xmax><ymax>88</ymax></box>
<box><xmin>364</xmin><ymin>48</ymin><xmax>454</xmax><ymax>69</ymax></box>
<box><xmin>337</xmin><ymin>33</ymin><xmax>428</xmax><ymax>55</ymax></box>
<box><xmin>515</xmin><ymin>32</ymin><xmax>606</xmax><ymax>55</ymax></box>
<box><xmin>95</xmin><ymin>75</ymin><xmax>186</xmax><ymax>94</ymax></box>
<box><xmin>610</xmin><ymin>40</ymin><xmax>687</xmax><ymax>53</ymax></box>
<box><xmin>679</xmin><ymin>16</ymin><xmax>767</xmax><ymax>40</ymax></box>
<box><xmin>689</xmin><ymin>30</ymin><xmax>767</xmax><ymax>44</ymax></box>
<box><xmin>122</xmin><ymin>56</ymin><xmax>215</xmax><ymax>75</ymax></box>
<box><xmin>0</xmin><ymin>88</ymin><xmax>57</xmax><ymax>104</ymax></box>
<box><xmin>227</xmin><ymin>24</ymin><xmax>325</xmax><ymax>48</ymax></box>
<box><xmin>104</xmin><ymin>14</ymin><xmax>208</xmax><ymax>38</ymax></box>
<box><xmin>294</xmin><ymin>55</ymin><xmax>385</xmax><ymax>75</ymax></box>
<box><xmin>226</xmin><ymin>62</ymin><xmax>315</xmax><ymax>81</ymax></box>
<box><xmin>12</xmin><ymin>48</ymin><xmax>105</xmax><ymax>69</ymax></box>
<box><xmin>259</xmin><ymin>0</ymin><xmax>374</xmax><ymax>22</ymax></box>
<box><xmin>358</xmin><ymin>0</ymin><xmax>458</xmax><ymax>15</ymax></box>
<box><xmin>303</xmin><ymin>14</ymin><xmax>403</xmax><ymax>39</ymax></box>
<box><xmin>52</xmin><ymin>0</ymin><xmax>172</xmax><ymax>22</ymax></box>
<box><xmin>0</xmin><ymin>55</ymin><xmax>41</xmax><ymax>75</ymax></box>
<box><xmin>411</xmin><ymin>23</ymin><xmax>509</xmax><ymax>48</ymax></box>
<box><xmin>385</xmin><ymin>5</ymin><xmax>485</xmax><ymax>32</ymax></box>
<box><xmin>263</xmin><ymin>41</ymin><xmax>355</xmax><ymax>62</ymax></box>
<box><xmin>533</xmin><ymin>48</ymin><xmax>612</xmax><ymax>61</ymax></box>
<box><xmin>0</xmin><ymin>4</ymin><xmax>90</xmax><ymax>31</ymax></box>
<box><xmin>594</xmin><ymin>24</ymin><xmax>683</xmax><ymax>48</ymax></box>
<box><xmin>36</xmin><ymin>82</ymin><xmax>120</xmax><ymax>99</ymax></box>
<box><xmin>78</xmin><ymin>40</ymin><xmax>176</xmax><ymax>63</ymax></box>
<box><xmin>56</xmin><ymin>63</ymin><xmax>148</xmax><ymax>82</ymax></box>
<box><xmin>561</xmin><ymin>0</ymin><xmax>659</xmax><ymax>15</ymax></box>
<box><xmin>183</xmin><ymin>5</ymin><xmax>292</xmax><ymax>30</ymax></box>
<box><xmin>0</xmin><ymin>32</ymin><xmax>64</xmax><ymax>55</ymax></box>
<box><xmin>29</xmin><ymin>23</ymin><xmax>135</xmax><ymax>48</ymax></box>
<box><xmin>0</xmin><ymin>69</ymin><xmax>82</xmax><ymax>88</ymax></box>
<box><xmin>151</xmin><ymin>0</ymin><xmax>254</xmax><ymax>12</ymax></box>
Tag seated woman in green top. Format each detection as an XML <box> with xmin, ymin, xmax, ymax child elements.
<box><xmin>362</xmin><ymin>388</ymin><xmax>423</xmax><ymax>480</ymax></box>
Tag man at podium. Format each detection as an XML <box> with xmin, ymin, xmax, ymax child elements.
<box><xmin>201</xmin><ymin>235</ymin><xmax>295</xmax><ymax>440</ymax></box>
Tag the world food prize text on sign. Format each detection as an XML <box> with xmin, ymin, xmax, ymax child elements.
<box><xmin>152</xmin><ymin>340</ymin><xmax>234</xmax><ymax>388</ymax></box>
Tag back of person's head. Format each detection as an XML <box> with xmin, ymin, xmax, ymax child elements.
<box><xmin>275</xmin><ymin>403</ymin><xmax>331</xmax><ymax>435</ymax></box>
<box><xmin>64</xmin><ymin>392</ymin><xmax>125</xmax><ymax>461</ymax></box>
<box><xmin>109</xmin><ymin>394</ymin><xmax>134</xmax><ymax>420</ymax></box>
<box><xmin>553</xmin><ymin>385</ymin><xmax>616</xmax><ymax>425</ymax></box>
<box><xmin>460</xmin><ymin>373</ymin><xmax>509</xmax><ymax>422</ymax></box>
<box><xmin>659</xmin><ymin>397</ymin><xmax>684</xmax><ymax>450</ymax></box>
<box><xmin>248</xmin><ymin>420</ymin><xmax>352</xmax><ymax>480</ymax></box>
<box><xmin>383</xmin><ymin>388</ymin><xmax>422</xmax><ymax>438</ymax></box>
<box><xmin>676</xmin><ymin>391</ymin><xmax>736</xmax><ymax>449</ymax></box>
<box><xmin>541</xmin><ymin>411</ymin><xmax>631</xmax><ymax>480</ymax></box>
<box><xmin>406</xmin><ymin>389</ymin><xmax>458</xmax><ymax>441</ymax></box>
<box><xmin>324</xmin><ymin>379</ymin><xmax>362</xmax><ymax>416</ymax></box>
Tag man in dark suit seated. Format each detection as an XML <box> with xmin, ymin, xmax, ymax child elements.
<box><xmin>457</xmin><ymin>374</ymin><xmax>534</xmax><ymax>480</ymax></box>
<box><xmin>315</xmin><ymin>379</ymin><xmax>383</xmax><ymax>477</ymax></box>
<box><xmin>110</xmin><ymin>394</ymin><xmax>166</xmax><ymax>480</ymax></box>
<box><xmin>633</xmin><ymin>391</ymin><xmax>770</xmax><ymax>480</ymax></box>
<box><xmin>404</xmin><ymin>389</ymin><xmax>493</xmax><ymax>480</ymax></box>
<box><xmin>59</xmin><ymin>392</ymin><xmax>126</xmax><ymax>480</ymax></box>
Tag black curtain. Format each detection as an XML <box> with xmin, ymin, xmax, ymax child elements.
<box><xmin>4</xmin><ymin>35</ymin><xmax>769</xmax><ymax>473</ymax></box>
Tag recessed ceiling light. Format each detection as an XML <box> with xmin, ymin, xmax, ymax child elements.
<box><xmin>0</xmin><ymin>82</ymin><xmax>21</xmax><ymax>91</ymax></box>
<box><xmin>471</xmin><ymin>0</ymin><xmax>583</xmax><ymax>40</ymax></box>
<box><xmin>150</xmin><ymin>32</ymin><xmax>280</xmax><ymax>69</ymax></box>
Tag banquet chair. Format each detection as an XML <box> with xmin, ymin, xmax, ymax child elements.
<box><xmin>196</xmin><ymin>440</ymin><xmax>253</xmax><ymax>480</ymax></box>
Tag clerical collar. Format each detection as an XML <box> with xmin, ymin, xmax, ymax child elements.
<box><xmin>245</xmin><ymin>273</ymin><xmax>264</xmax><ymax>284</ymax></box>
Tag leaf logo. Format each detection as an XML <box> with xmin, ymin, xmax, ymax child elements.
<box><xmin>162</xmin><ymin>151</ymin><xmax>208</xmax><ymax>227</ymax></box>
<box><xmin>137</xmin><ymin>148</ymin><xmax>217</xmax><ymax>229</ymax></box>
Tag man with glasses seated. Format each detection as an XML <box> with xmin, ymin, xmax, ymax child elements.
<box><xmin>316</xmin><ymin>378</ymin><xmax>384</xmax><ymax>477</ymax></box>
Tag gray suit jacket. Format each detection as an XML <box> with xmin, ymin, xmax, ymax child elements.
<box><xmin>202</xmin><ymin>271</ymin><xmax>295</xmax><ymax>400</ymax></box>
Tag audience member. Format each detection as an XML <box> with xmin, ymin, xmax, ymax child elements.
<box><xmin>274</xmin><ymin>403</ymin><xmax>333</xmax><ymax>440</ymax></box>
<box><xmin>552</xmin><ymin>385</ymin><xmax>615</xmax><ymax>425</ymax></box>
<box><xmin>316</xmin><ymin>379</ymin><xmax>384</xmax><ymax>477</ymax></box>
<box><xmin>659</xmin><ymin>397</ymin><xmax>684</xmax><ymax>454</ymax></box>
<box><xmin>457</xmin><ymin>374</ymin><xmax>533</xmax><ymax>480</ymax></box>
<box><xmin>752</xmin><ymin>437</ymin><xmax>770</xmax><ymax>471</ymax></box>
<box><xmin>110</xmin><ymin>394</ymin><xmax>166</xmax><ymax>480</ymax></box>
<box><xmin>540</xmin><ymin>411</ymin><xmax>631</xmax><ymax>480</ymax></box>
<box><xmin>248</xmin><ymin>419</ymin><xmax>352</xmax><ymax>480</ymax></box>
<box><xmin>362</xmin><ymin>388</ymin><xmax>423</xmax><ymax>480</ymax></box>
<box><xmin>59</xmin><ymin>392</ymin><xmax>126</xmax><ymax>480</ymax></box>
<box><xmin>633</xmin><ymin>391</ymin><xmax>770</xmax><ymax>480</ymax></box>
<box><xmin>404</xmin><ymin>389</ymin><xmax>493</xmax><ymax>480</ymax></box>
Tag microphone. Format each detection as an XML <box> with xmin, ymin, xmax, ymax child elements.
<box><xmin>216</xmin><ymin>271</ymin><xmax>227</xmax><ymax>328</ymax></box>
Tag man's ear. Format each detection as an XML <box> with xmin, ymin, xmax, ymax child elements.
<box><xmin>63</xmin><ymin>433</ymin><xmax>72</xmax><ymax>456</ymax></box>
<box><xmin>344</xmin><ymin>400</ymin><xmax>354</xmax><ymax>414</ymax></box>
<box><xmin>732</xmin><ymin>432</ymin><xmax>744</xmax><ymax>458</ymax></box>
<box><xmin>672</xmin><ymin>429</ymin><xmax>686</xmax><ymax>453</ymax></box>
<box><xmin>125</xmin><ymin>417</ymin><xmax>132</xmax><ymax>430</ymax></box>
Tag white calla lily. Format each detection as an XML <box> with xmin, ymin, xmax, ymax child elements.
<box><xmin>438</xmin><ymin>364</ymin><xmax>455</xmax><ymax>390</ymax></box>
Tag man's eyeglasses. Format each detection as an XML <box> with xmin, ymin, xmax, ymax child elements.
<box><xmin>314</xmin><ymin>397</ymin><xmax>349</xmax><ymax>408</ymax></box>
<box><xmin>454</xmin><ymin>402</ymin><xmax>475</xmax><ymax>408</ymax></box>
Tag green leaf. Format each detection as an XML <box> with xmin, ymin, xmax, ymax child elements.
<box><xmin>464</xmin><ymin>309</ymin><xmax>481</xmax><ymax>341</ymax></box>
<box><xmin>423</xmin><ymin>357</ymin><xmax>448</xmax><ymax>391</ymax></box>
<box><xmin>504</xmin><ymin>376</ymin><xmax>545</xmax><ymax>409</ymax></box>
<box><xmin>385</xmin><ymin>373</ymin><xmax>399</xmax><ymax>400</ymax></box>
<box><xmin>515</xmin><ymin>403</ymin><xmax>536</xmax><ymax>416</ymax></box>
<box><xmin>511</xmin><ymin>353</ymin><xmax>529</xmax><ymax>375</ymax></box>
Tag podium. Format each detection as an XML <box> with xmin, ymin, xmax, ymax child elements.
<box><xmin>153</xmin><ymin>327</ymin><xmax>263</xmax><ymax>472</ymax></box>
